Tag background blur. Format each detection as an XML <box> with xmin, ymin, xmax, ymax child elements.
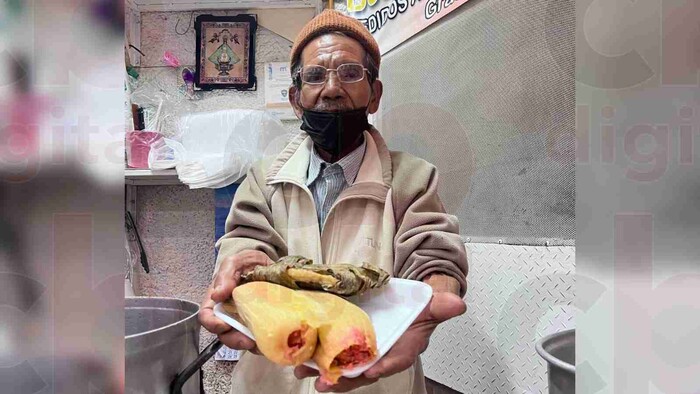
<box><xmin>0</xmin><ymin>1</ymin><xmax>125</xmax><ymax>393</ymax></box>
<box><xmin>576</xmin><ymin>1</ymin><xmax>700</xmax><ymax>393</ymax></box>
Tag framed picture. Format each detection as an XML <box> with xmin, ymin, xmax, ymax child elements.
<box><xmin>195</xmin><ymin>14</ymin><xmax>257</xmax><ymax>90</ymax></box>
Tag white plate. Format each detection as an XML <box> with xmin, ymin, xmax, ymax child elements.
<box><xmin>213</xmin><ymin>278</ymin><xmax>433</xmax><ymax>378</ymax></box>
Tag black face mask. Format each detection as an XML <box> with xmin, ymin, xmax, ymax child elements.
<box><xmin>300</xmin><ymin>107</ymin><xmax>370</xmax><ymax>161</ymax></box>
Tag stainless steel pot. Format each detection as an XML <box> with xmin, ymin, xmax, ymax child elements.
<box><xmin>125</xmin><ymin>297</ymin><xmax>222</xmax><ymax>394</ymax></box>
<box><xmin>536</xmin><ymin>329</ymin><xmax>575</xmax><ymax>394</ymax></box>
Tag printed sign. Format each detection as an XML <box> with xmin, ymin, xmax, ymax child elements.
<box><xmin>345</xmin><ymin>0</ymin><xmax>471</xmax><ymax>55</ymax></box>
<box><xmin>265</xmin><ymin>62</ymin><xmax>297</xmax><ymax>121</ymax></box>
<box><xmin>215</xmin><ymin>345</ymin><xmax>242</xmax><ymax>361</ymax></box>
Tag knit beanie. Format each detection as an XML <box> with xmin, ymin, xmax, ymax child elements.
<box><xmin>290</xmin><ymin>9</ymin><xmax>381</xmax><ymax>69</ymax></box>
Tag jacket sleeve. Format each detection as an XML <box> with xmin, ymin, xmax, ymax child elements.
<box><xmin>391</xmin><ymin>155</ymin><xmax>468</xmax><ymax>297</ymax></box>
<box><xmin>213</xmin><ymin>164</ymin><xmax>288</xmax><ymax>276</ymax></box>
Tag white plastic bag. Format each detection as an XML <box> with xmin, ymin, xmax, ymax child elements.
<box><xmin>147</xmin><ymin>137</ymin><xmax>186</xmax><ymax>170</ymax></box>
<box><xmin>174</xmin><ymin>109</ymin><xmax>292</xmax><ymax>189</ymax></box>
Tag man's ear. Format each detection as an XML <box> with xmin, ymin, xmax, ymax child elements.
<box><xmin>289</xmin><ymin>84</ymin><xmax>303</xmax><ymax>119</ymax></box>
<box><xmin>367</xmin><ymin>79</ymin><xmax>383</xmax><ymax>114</ymax></box>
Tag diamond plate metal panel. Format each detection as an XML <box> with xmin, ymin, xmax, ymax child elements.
<box><xmin>422</xmin><ymin>243</ymin><xmax>575</xmax><ymax>393</ymax></box>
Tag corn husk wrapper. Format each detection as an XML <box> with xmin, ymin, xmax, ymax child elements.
<box><xmin>241</xmin><ymin>256</ymin><xmax>390</xmax><ymax>296</ymax></box>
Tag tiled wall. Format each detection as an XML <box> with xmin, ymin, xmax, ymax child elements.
<box><xmin>132</xmin><ymin>185</ymin><xmax>214</xmax><ymax>303</ymax></box>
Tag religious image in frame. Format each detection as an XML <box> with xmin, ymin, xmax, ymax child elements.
<box><xmin>195</xmin><ymin>14</ymin><xmax>257</xmax><ymax>90</ymax></box>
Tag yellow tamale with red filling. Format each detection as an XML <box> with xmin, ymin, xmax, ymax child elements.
<box><xmin>301</xmin><ymin>290</ymin><xmax>378</xmax><ymax>385</ymax></box>
<box><xmin>227</xmin><ymin>282</ymin><xmax>319</xmax><ymax>366</ymax></box>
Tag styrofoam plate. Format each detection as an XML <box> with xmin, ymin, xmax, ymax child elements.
<box><xmin>213</xmin><ymin>278</ymin><xmax>433</xmax><ymax>378</ymax></box>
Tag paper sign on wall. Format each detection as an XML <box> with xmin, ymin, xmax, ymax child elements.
<box><xmin>264</xmin><ymin>62</ymin><xmax>297</xmax><ymax>121</ymax></box>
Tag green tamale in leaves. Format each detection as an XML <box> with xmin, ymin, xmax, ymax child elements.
<box><xmin>240</xmin><ymin>256</ymin><xmax>390</xmax><ymax>296</ymax></box>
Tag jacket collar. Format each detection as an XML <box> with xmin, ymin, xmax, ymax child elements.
<box><xmin>306</xmin><ymin>136</ymin><xmax>367</xmax><ymax>187</ymax></box>
<box><xmin>265</xmin><ymin>126</ymin><xmax>393</xmax><ymax>188</ymax></box>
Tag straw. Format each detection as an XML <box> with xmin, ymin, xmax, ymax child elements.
<box><xmin>153</xmin><ymin>98</ymin><xmax>164</xmax><ymax>131</ymax></box>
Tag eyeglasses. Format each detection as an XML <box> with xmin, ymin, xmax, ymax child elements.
<box><xmin>298</xmin><ymin>63</ymin><xmax>369</xmax><ymax>85</ymax></box>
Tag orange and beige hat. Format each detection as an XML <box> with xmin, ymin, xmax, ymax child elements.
<box><xmin>290</xmin><ymin>9</ymin><xmax>381</xmax><ymax>68</ymax></box>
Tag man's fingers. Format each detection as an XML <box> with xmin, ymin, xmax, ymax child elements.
<box><xmin>294</xmin><ymin>365</ymin><xmax>319</xmax><ymax>379</ymax></box>
<box><xmin>413</xmin><ymin>292</ymin><xmax>467</xmax><ymax>325</ymax></box>
<box><xmin>238</xmin><ymin>250</ymin><xmax>274</xmax><ymax>269</ymax></box>
<box><xmin>198</xmin><ymin>307</ymin><xmax>232</xmax><ymax>335</ymax></box>
<box><xmin>211</xmin><ymin>251</ymin><xmax>274</xmax><ymax>303</ymax></box>
<box><xmin>210</xmin><ymin>280</ymin><xmax>239</xmax><ymax>303</ymax></box>
<box><xmin>219</xmin><ymin>330</ymin><xmax>256</xmax><ymax>350</ymax></box>
<box><xmin>211</xmin><ymin>258</ymin><xmax>239</xmax><ymax>303</ymax></box>
<box><xmin>428</xmin><ymin>292</ymin><xmax>467</xmax><ymax>322</ymax></box>
<box><xmin>248</xmin><ymin>346</ymin><xmax>261</xmax><ymax>356</ymax></box>
<box><xmin>360</xmin><ymin>293</ymin><xmax>467</xmax><ymax>381</ymax></box>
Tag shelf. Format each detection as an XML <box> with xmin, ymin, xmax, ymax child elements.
<box><xmin>125</xmin><ymin>168</ymin><xmax>182</xmax><ymax>186</ymax></box>
<box><xmin>125</xmin><ymin>168</ymin><xmax>247</xmax><ymax>186</ymax></box>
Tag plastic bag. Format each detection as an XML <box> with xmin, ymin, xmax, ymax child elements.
<box><xmin>147</xmin><ymin>137</ymin><xmax>185</xmax><ymax>170</ymax></box>
<box><xmin>174</xmin><ymin>109</ymin><xmax>292</xmax><ymax>189</ymax></box>
<box><xmin>129</xmin><ymin>67</ymin><xmax>198</xmax><ymax>170</ymax></box>
<box><xmin>128</xmin><ymin>68</ymin><xmax>197</xmax><ymax>139</ymax></box>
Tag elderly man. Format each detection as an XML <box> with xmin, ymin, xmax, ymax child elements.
<box><xmin>199</xmin><ymin>9</ymin><xmax>468</xmax><ymax>394</ymax></box>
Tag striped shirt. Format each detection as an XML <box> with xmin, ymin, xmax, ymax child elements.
<box><xmin>306</xmin><ymin>137</ymin><xmax>367</xmax><ymax>231</ymax></box>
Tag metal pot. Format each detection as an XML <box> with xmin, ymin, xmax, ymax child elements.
<box><xmin>125</xmin><ymin>297</ymin><xmax>223</xmax><ymax>394</ymax></box>
<box><xmin>536</xmin><ymin>329</ymin><xmax>575</xmax><ymax>394</ymax></box>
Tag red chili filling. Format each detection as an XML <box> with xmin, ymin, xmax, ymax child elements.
<box><xmin>331</xmin><ymin>345</ymin><xmax>374</xmax><ymax>368</ymax></box>
<box><xmin>287</xmin><ymin>329</ymin><xmax>305</xmax><ymax>351</ymax></box>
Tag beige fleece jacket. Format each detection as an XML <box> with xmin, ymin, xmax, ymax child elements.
<box><xmin>214</xmin><ymin>127</ymin><xmax>468</xmax><ymax>394</ymax></box>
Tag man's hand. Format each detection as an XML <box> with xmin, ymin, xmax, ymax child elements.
<box><xmin>294</xmin><ymin>291</ymin><xmax>466</xmax><ymax>392</ymax></box>
<box><xmin>198</xmin><ymin>250</ymin><xmax>274</xmax><ymax>352</ymax></box>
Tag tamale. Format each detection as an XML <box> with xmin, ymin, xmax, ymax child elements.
<box><xmin>241</xmin><ymin>255</ymin><xmax>390</xmax><ymax>296</ymax></box>
<box><xmin>228</xmin><ymin>282</ymin><xmax>319</xmax><ymax>366</ymax></box>
<box><xmin>301</xmin><ymin>290</ymin><xmax>378</xmax><ymax>385</ymax></box>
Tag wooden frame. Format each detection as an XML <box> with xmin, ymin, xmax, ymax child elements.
<box><xmin>195</xmin><ymin>14</ymin><xmax>257</xmax><ymax>90</ymax></box>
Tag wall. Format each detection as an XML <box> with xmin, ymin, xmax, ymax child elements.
<box><xmin>130</xmin><ymin>10</ymin><xmax>300</xmax><ymax>137</ymax></box>
<box><xmin>331</xmin><ymin>0</ymin><xmax>576</xmax><ymax>392</ymax></box>
<box><xmin>130</xmin><ymin>10</ymin><xmax>301</xmax><ymax>393</ymax></box>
